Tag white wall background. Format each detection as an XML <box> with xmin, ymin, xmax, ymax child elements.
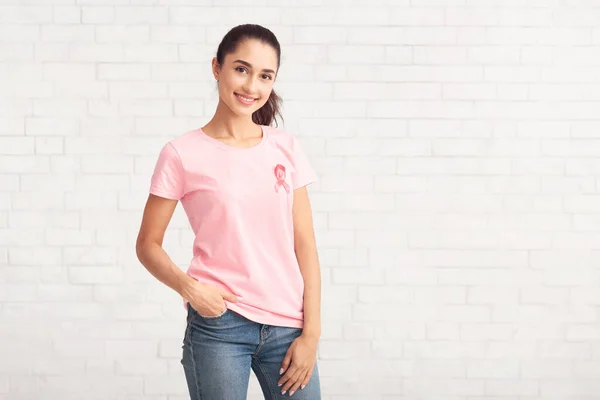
<box><xmin>2</xmin><ymin>0</ymin><xmax>600</xmax><ymax>399</ymax></box>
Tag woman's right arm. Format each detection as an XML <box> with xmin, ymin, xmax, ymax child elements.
<box><xmin>135</xmin><ymin>194</ymin><xmax>196</xmax><ymax>297</ymax></box>
<box><xmin>135</xmin><ymin>194</ymin><xmax>241</xmax><ymax>315</ymax></box>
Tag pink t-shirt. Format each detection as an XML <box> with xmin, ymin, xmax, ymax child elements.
<box><xmin>149</xmin><ymin>124</ymin><xmax>317</xmax><ymax>328</ymax></box>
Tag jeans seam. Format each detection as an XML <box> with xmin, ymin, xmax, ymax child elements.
<box><xmin>255</xmin><ymin>358</ymin><xmax>277</xmax><ymax>399</ymax></box>
<box><xmin>252</xmin><ymin>341</ymin><xmax>263</xmax><ymax>357</ymax></box>
<box><xmin>188</xmin><ymin>328</ymin><xmax>202</xmax><ymax>400</ymax></box>
<box><xmin>252</xmin><ymin>329</ymin><xmax>265</xmax><ymax>357</ymax></box>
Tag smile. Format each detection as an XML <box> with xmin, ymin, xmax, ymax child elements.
<box><xmin>235</xmin><ymin>93</ymin><xmax>257</xmax><ymax>105</ymax></box>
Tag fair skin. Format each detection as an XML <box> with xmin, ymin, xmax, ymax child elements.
<box><xmin>135</xmin><ymin>38</ymin><xmax>321</xmax><ymax>397</ymax></box>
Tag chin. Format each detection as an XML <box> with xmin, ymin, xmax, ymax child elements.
<box><xmin>233</xmin><ymin>105</ymin><xmax>256</xmax><ymax>116</ymax></box>
<box><xmin>230</xmin><ymin>100</ymin><xmax>264</xmax><ymax>116</ymax></box>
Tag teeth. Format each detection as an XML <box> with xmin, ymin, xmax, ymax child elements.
<box><xmin>237</xmin><ymin>94</ymin><xmax>254</xmax><ymax>102</ymax></box>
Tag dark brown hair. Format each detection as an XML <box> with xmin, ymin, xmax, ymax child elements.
<box><xmin>216</xmin><ymin>24</ymin><xmax>283</xmax><ymax>127</ymax></box>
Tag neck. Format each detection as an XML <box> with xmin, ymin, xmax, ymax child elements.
<box><xmin>204</xmin><ymin>100</ymin><xmax>258</xmax><ymax>140</ymax></box>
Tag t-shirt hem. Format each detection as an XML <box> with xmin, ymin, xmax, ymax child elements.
<box><xmin>149</xmin><ymin>187</ymin><xmax>181</xmax><ymax>200</ymax></box>
<box><xmin>226</xmin><ymin>303</ymin><xmax>305</xmax><ymax>329</ymax></box>
<box><xmin>181</xmin><ymin>298</ymin><xmax>304</xmax><ymax>329</ymax></box>
<box><xmin>293</xmin><ymin>177</ymin><xmax>318</xmax><ymax>190</ymax></box>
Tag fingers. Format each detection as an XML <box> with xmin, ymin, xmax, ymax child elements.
<box><xmin>220</xmin><ymin>291</ymin><xmax>243</xmax><ymax>303</ymax></box>
<box><xmin>280</xmin><ymin>367</ymin><xmax>303</xmax><ymax>396</ymax></box>
<box><xmin>279</xmin><ymin>364</ymin><xmax>314</xmax><ymax>396</ymax></box>
<box><xmin>277</xmin><ymin>351</ymin><xmax>294</xmax><ymax>389</ymax></box>
<box><xmin>279</xmin><ymin>350</ymin><xmax>292</xmax><ymax>376</ymax></box>
<box><xmin>300</xmin><ymin>366</ymin><xmax>314</xmax><ymax>390</ymax></box>
<box><xmin>287</xmin><ymin>369</ymin><xmax>308</xmax><ymax>396</ymax></box>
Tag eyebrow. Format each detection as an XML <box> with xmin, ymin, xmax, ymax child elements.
<box><xmin>233</xmin><ymin>59</ymin><xmax>275</xmax><ymax>74</ymax></box>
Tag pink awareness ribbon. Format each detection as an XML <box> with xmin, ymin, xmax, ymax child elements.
<box><xmin>274</xmin><ymin>164</ymin><xmax>290</xmax><ymax>193</ymax></box>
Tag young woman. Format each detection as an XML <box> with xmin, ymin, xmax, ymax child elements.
<box><xmin>135</xmin><ymin>24</ymin><xmax>322</xmax><ymax>399</ymax></box>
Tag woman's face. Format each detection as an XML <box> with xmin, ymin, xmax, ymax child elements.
<box><xmin>213</xmin><ymin>39</ymin><xmax>279</xmax><ymax>119</ymax></box>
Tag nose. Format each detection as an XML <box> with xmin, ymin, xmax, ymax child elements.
<box><xmin>242</xmin><ymin>76</ymin><xmax>257</xmax><ymax>94</ymax></box>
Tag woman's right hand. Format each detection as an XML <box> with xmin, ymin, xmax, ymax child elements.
<box><xmin>181</xmin><ymin>279</ymin><xmax>242</xmax><ymax>317</ymax></box>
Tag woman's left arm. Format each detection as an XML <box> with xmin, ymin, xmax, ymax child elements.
<box><xmin>292</xmin><ymin>185</ymin><xmax>321</xmax><ymax>340</ymax></box>
<box><xmin>277</xmin><ymin>186</ymin><xmax>321</xmax><ymax>396</ymax></box>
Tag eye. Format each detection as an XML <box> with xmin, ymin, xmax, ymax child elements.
<box><xmin>262</xmin><ymin>74</ymin><xmax>273</xmax><ymax>80</ymax></box>
<box><xmin>235</xmin><ymin>67</ymin><xmax>247</xmax><ymax>74</ymax></box>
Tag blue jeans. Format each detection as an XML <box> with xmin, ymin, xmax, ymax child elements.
<box><xmin>181</xmin><ymin>304</ymin><xmax>322</xmax><ymax>399</ymax></box>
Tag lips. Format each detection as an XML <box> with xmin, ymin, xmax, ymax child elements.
<box><xmin>235</xmin><ymin>93</ymin><xmax>257</xmax><ymax>104</ymax></box>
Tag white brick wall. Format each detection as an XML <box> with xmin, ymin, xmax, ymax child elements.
<box><xmin>1</xmin><ymin>1</ymin><xmax>600</xmax><ymax>399</ymax></box>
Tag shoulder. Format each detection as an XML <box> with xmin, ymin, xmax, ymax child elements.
<box><xmin>169</xmin><ymin>128</ymin><xmax>202</xmax><ymax>150</ymax></box>
<box><xmin>160</xmin><ymin>128</ymin><xmax>206</xmax><ymax>160</ymax></box>
<box><xmin>265</xmin><ymin>125</ymin><xmax>298</xmax><ymax>152</ymax></box>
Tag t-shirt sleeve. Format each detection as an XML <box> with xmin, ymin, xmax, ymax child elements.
<box><xmin>290</xmin><ymin>136</ymin><xmax>318</xmax><ymax>190</ymax></box>
<box><xmin>149</xmin><ymin>142</ymin><xmax>185</xmax><ymax>200</ymax></box>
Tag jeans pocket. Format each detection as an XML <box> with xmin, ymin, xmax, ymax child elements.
<box><xmin>198</xmin><ymin>308</ymin><xmax>229</xmax><ymax>319</ymax></box>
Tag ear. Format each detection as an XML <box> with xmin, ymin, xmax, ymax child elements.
<box><xmin>211</xmin><ymin>57</ymin><xmax>220</xmax><ymax>81</ymax></box>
